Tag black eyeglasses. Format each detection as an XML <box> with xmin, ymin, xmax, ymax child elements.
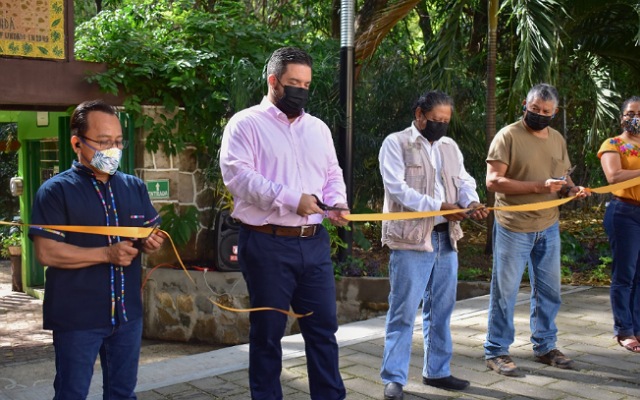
<box><xmin>81</xmin><ymin>136</ymin><xmax>128</xmax><ymax>150</ymax></box>
<box><xmin>623</xmin><ymin>112</ymin><xmax>640</xmax><ymax>119</ymax></box>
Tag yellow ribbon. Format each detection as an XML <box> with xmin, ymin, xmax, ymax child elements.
<box><xmin>345</xmin><ymin>176</ymin><xmax>640</xmax><ymax>222</ymax></box>
<box><xmin>208</xmin><ymin>299</ymin><xmax>313</xmax><ymax>318</ymax></box>
<box><xmin>0</xmin><ymin>221</ymin><xmax>156</xmax><ymax>238</ymax></box>
<box><xmin>7</xmin><ymin>175</ymin><xmax>640</xmax><ymax>318</ymax></box>
<box><xmin>586</xmin><ymin>175</ymin><xmax>640</xmax><ymax>194</ymax></box>
<box><xmin>4</xmin><ymin>221</ymin><xmax>307</xmax><ymax>318</ymax></box>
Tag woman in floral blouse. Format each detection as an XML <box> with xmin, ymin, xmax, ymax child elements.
<box><xmin>599</xmin><ymin>96</ymin><xmax>640</xmax><ymax>353</ymax></box>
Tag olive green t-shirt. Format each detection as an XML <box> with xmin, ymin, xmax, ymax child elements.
<box><xmin>487</xmin><ymin>120</ymin><xmax>571</xmax><ymax>232</ymax></box>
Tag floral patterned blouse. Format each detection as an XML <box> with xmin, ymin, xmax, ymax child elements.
<box><xmin>598</xmin><ymin>136</ymin><xmax>640</xmax><ymax>200</ymax></box>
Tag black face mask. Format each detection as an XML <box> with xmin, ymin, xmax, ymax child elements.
<box><xmin>275</xmin><ymin>81</ymin><xmax>309</xmax><ymax>118</ymax></box>
<box><xmin>420</xmin><ymin>120</ymin><xmax>449</xmax><ymax>142</ymax></box>
<box><xmin>524</xmin><ymin>110</ymin><xmax>553</xmax><ymax>131</ymax></box>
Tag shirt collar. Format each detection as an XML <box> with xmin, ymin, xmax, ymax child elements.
<box><xmin>71</xmin><ymin>159</ymin><xmax>118</xmax><ymax>180</ymax></box>
<box><xmin>259</xmin><ymin>97</ymin><xmax>306</xmax><ymax>122</ymax></box>
<box><xmin>409</xmin><ymin>121</ymin><xmax>449</xmax><ymax>148</ymax></box>
<box><xmin>410</xmin><ymin>122</ymin><xmax>431</xmax><ymax>145</ymax></box>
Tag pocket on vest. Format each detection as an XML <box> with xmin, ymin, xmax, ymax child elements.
<box><xmin>385</xmin><ymin>219</ymin><xmax>425</xmax><ymax>244</ymax></box>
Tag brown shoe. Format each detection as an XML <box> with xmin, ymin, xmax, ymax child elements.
<box><xmin>486</xmin><ymin>355</ymin><xmax>521</xmax><ymax>376</ymax></box>
<box><xmin>536</xmin><ymin>349</ymin><xmax>574</xmax><ymax>369</ymax></box>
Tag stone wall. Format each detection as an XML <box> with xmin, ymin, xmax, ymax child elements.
<box><xmin>134</xmin><ymin>107</ymin><xmax>216</xmax><ymax>265</ymax></box>
<box><xmin>141</xmin><ymin>268</ymin><xmax>393</xmax><ymax>345</ymax></box>
<box><xmin>142</xmin><ymin>267</ymin><xmax>490</xmax><ymax>345</ymax></box>
<box><xmin>142</xmin><ymin>268</ymin><xmax>298</xmax><ymax>345</ymax></box>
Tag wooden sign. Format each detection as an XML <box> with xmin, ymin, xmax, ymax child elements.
<box><xmin>0</xmin><ymin>0</ymin><xmax>66</xmax><ymax>59</ymax></box>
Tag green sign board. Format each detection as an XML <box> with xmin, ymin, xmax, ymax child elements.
<box><xmin>146</xmin><ymin>179</ymin><xmax>170</xmax><ymax>199</ymax></box>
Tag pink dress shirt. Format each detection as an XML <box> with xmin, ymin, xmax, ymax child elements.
<box><xmin>220</xmin><ymin>97</ymin><xmax>347</xmax><ymax>227</ymax></box>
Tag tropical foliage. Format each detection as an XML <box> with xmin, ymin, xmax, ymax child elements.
<box><xmin>73</xmin><ymin>0</ymin><xmax>640</xmax><ymax>260</ymax></box>
<box><xmin>0</xmin><ymin>123</ymin><xmax>19</xmax><ymax>222</ymax></box>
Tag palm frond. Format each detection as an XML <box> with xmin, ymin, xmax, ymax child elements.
<box><xmin>564</xmin><ymin>1</ymin><xmax>640</xmax><ymax>75</ymax></box>
<box><xmin>509</xmin><ymin>0</ymin><xmax>566</xmax><ymax>92</ymax></box>
<box><xmin>583</xmin><ymin>53</ymin><xmax>621</xmax><ymax>149</ymax></box>
<box><xmin>420</xmin><ymin>0</ymin><xmax>469</xmax><ymax>91</ymax></box>
<box><xmin>354</xmin><ymin>0</ymin><xmax>422</xmax><ymax>64</ymax></box>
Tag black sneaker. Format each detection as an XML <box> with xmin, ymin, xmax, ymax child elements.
<box><xmin>383</xmin><ymin>382</ymin><xmax>403</xmax><ymax>400</ymax></box>
<box><xmin>486</xmin><ymin>355</ymin><xmax>522</xmax><ymax>376</ymax></box>
<box><xmin>422</xmin><ymin>375</ymin><xmax>470</xmax><ymax>391</ymax></box>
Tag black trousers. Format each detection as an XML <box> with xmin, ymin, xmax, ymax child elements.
<box><xmin>238</xmin><ymin>224</ymin><xmax>346</xmax><ymax>400</ymax></box>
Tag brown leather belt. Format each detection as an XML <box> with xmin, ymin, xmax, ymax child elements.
<box><xmin>614</xmin><ymin>196</ymin><xmax>640</xmax><ymax>207</ymax></box>
<box><xmin>242</xmin><ymin>223</ymin><xmax>321</xmax><ymax>237</ymax></box>
<box><xmin>433</xmin><ymin>223</ymin><xmax>448</xmax><ymax>232</ymax></box>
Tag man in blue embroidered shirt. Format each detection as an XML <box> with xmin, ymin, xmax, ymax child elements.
<box><xmin>28</xmin><ymin>100</ymin><xmax>164</xmax><ymax>400</ymax></box>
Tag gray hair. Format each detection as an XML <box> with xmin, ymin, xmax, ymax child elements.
<box><xmin>526</xmin><ymin>83</ymin><xmax>559</xmax><ymax>107</ymax></box>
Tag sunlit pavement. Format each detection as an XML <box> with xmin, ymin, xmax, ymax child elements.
<box><xmin>2</xmin><ymin>259</ymin><xmax>639</xmax><ymax>399</ymax></box>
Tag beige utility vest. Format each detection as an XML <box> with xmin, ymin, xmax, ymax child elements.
<box><xmin>381</xmin><ymin>129</ymin><xmax>464</xmax><ymax>252</ymax></box>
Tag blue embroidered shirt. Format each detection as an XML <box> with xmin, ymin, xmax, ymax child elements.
<box><xmin>29</xmin><ymin>161</ymin><xmax>160</xmax><ymax>331</ymax></box>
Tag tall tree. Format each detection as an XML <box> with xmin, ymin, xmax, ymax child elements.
<box><xmin>485</xmin><ymin>0</ymin><xmax>498</xmax><ymax>253</ymax></box>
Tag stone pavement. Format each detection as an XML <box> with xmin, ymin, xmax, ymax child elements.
<box><xmin>3</xmin><ymin>257</ymin><xmax>640</xmax><ymax>399</ymax></box>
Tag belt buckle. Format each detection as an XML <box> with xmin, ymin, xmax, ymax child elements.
<box><xmin>299</xmin><ymin>225</ymin><xmax>316</xmax><ymax>238</ymax></box>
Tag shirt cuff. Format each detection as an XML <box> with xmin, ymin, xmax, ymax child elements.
<box><xmin>281</xmin><ymin>188</ymin><xmax>302</xmax><ymax>214</ymax></box>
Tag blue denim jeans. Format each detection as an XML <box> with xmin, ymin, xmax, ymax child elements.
<box><xmin>52</xmin><ymin>318</ymin><xmax>143</xmax><ymax>400</ymax></box>
<box><xmin>380</xmin><ymin>230</ymin><xmax>458</xmax><ymax>385</ymax></box>
<box><xmin>604</xmin><ymin>199</ymin><xmax>640</xmax><ymax>337</ymax></box>
<box><xmin>484</xmin><ymin>221</ymin><xmax>561</xmax><ymax>359</ymax></box>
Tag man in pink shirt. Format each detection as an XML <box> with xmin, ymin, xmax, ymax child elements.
<box><xmin>219</xmin><ymin>47</ymin><xmax>349</xmax><ymax>400</ymax></box>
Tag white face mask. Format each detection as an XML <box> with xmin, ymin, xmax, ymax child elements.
<box><xmin>90</xmin><ymin>147</ymin><xmax>122</xmax><ymax>175</ymax></box>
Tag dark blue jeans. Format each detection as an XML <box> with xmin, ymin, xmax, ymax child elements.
<box><xmin>604</xmin><ymin>199</ymin><xmax>640</xmax><ymax>337</ymax></box>
<box><xmin>238</xmin><ymin>225</ymin><xmax>346</xmax><ymax>400</ymax></box>
<box><xmin>52</xmin><ymin>318</ymin><xmax>143</xmax><ymax>400</ymax></box>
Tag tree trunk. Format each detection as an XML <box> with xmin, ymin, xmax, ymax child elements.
<box><xmin>415</xmin><ymin>1</ymin><xmax>432</xmax><ymax>48</ymax></box>
<box><xmin>484</xmin><ymin>0</ymin><xmax>498</xmax><ymax>255</ymax></box>
<box><xmin>332</xmin><ymin>0</ymin><xmax>341</xmax><ymax>39</ymax></box>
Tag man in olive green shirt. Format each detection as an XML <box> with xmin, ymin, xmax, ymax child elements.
<box><xmin>483</xmin><ymin>83</ymin><xmax>587</xmax><ymax>377</ymax></box>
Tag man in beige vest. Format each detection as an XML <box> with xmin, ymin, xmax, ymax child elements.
<box><xmin>379</xmin><ymin>90</ymin><xmax>488</xmax><ymax>400</ymax></box>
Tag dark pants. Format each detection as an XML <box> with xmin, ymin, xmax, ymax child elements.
<box><xmin>52</xmin><ymin>318</ymin><xmax>143</xmax><ymax>400</ymax></box>
<box><xmin>238</xmin><ymin>225</ymin><xmax>346</xmax><ymax>400</ymax></box>
<box><xmin>604</xmin><ymin>199</ymin><xmax>640</xmax><ymax>337</ymax></box>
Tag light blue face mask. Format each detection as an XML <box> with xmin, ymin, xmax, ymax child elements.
<box><xmin>623</xmin><ymin>117</ymin><xmax>640</xmax><ymax>135</ymax></box>
<box><xmin>80</xmin><ymin>137</ymin><xmax>122</xmax><ymax>175</ymax></box>
<box><xmin>79</xmin><ymin>136</ymin><xmax>122</xmax><ymax>175</ymax></box>
<box><xmin>90</xmin><ymin>147</ymin><xmax>122</xmax><ymax>175</ymax></box>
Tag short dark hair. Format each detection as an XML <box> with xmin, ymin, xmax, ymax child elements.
<box><xmin>412</xmin><ymin>90</ymin><xmax>454</xmax><ymax>115</ymax></box>
<box><xmin>70</xmin><ymin>100</ymin><xmax>117</xmax><ymax>137</ymax></box>
<box><xmin>621</xmin><ymin>96</ymin><xmax>640</xmax><ymax>115</ymax></box>
<box><xmin>526</xmin><ymin>83</ymin><xmax>559</xmax><ymax>107</ymax></box>
<box><xmin>266</xmin><ymin>47</ymin><xmax>313</xmax><ymax>79</ymax></box>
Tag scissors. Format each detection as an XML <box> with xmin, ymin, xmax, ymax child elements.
<box><xmin>465</xmin><ymin>204</ymin><xmax>487</xmax><ymax>215</ymax></box>
<box><xmin>553</xmin><ymin>165</ymin><xmax>576</xmax><ymax>181</ymax></box>
<box><xmin>132</xmin><ymin>223</ymin><xmax>160</xmax><ymax>250</ymax></box>
<box><xmin>311</xmin><ymin>195</ymin><xmax>350</xmax><ymax>212</ymax></box>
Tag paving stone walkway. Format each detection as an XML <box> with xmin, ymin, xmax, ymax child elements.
<box><xmin>2</xmin><ymin>258</ymin><xmax>639</xmax><ymax>399</ymax></box>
